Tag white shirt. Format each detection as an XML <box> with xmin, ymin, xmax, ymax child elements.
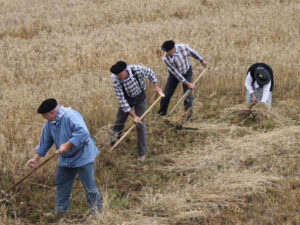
<box><xmin>245</xmin><ymin>72</ymin><xmax>271</xmax><ymax>103</ymax></box>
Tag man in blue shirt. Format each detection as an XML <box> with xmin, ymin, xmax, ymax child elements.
<box><xmin>26</xmin><ymin>98</ymin><xmax>101</xmax><ymax>214</ymax></box>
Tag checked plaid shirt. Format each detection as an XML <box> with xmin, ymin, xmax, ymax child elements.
<box><xmin>163</xmin><ymin>44</ymin><xmax>203</xmax><ymax>83</ymax></box>
<box><xmin>111</xmin><ymin>65</ymin><xmax>157</xmax><ymax>113</ymax></box>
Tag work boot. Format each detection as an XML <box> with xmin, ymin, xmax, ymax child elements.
<box><xmin>185</xmin><ymin>109</ymin><xmax>193</xmax><ymax>122</ymax></box>
<box><xmin>137</xmin><ymin>155</ymin><xmax>145</xmax><ymax>162</ymax></box>
<box><xmin>157</xmin><ymin>109</ymin><xmax>167</xmax><ymax>117</ymax></box>
<box><xmin>90</xmin><ymin>204</ymin><xmax>102</xmax><ymax>215</ymax></box>
<box><xmin>43</xmin><ymin>210</ymin><xmax>65</xmax><ymax>222</ymax></box>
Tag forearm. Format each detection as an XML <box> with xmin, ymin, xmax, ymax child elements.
<box><xmin>191</xmin><ymin>50</ymin><xmax>203</xmax><ymax>62</ymax></box>
<box><xmin>171</xmin><ymin>71</ymin><xmax>185</xmax><ymax>83</ymax></box>
<box><xmin>245</xmin><ymin>84</ymin><xmax>254</xmax><ymax>94</ymax></box>
<box><xmin>68</xmin><ymin>123</ymin><xmax>90</xmax><ymax>148</ymax></box>
<box><xmin>245</xmin><ymin>73</ymin><xmax>254</xmax><ymax>93</ymax></box>
<box><xmin>26</xmin><ymin>153</ymin><xmax>41</xmax><ymax>167</ymax></box>
<box><xmin>261</xmin><ymin>82</ymin><xmax>271</xmax><ymax>102</ymax></box>
<box><xmin>164</xmin><ymin>60</ymin><xmax>186</xmax><ymax>83</ymax></box>
<box><xmin>114</xmin><ymin>87</ymin><xmax>131</xmax><ymax>113</ymax></box>
<box><xmin>144</xmin><ymin>67</ymin><xmax>157</xmax><ymax>83</ymax></box>
<box><xmin>128</xmin><ymin>110</ymin><xmax>137</xmax><ymax>118</ymax></box>
<box><xmin>184</xmin><ymin>80</ymin><xmax>195</xmax><ymax>89</ymax></box>
<box><xmin>33</xmin><ymin>153</ymin><xmax>41</xmax><ymax>161</ymax></box>
<box><xmin>128</xmin><ymin>109</ymin><xmax>142</xmax><ymax>124</ymax></box>
<box><xmin>35</xmin><ymin>125</ymin><xmax>54</xmax><ymax>157</ymax></box>
<box><xmin>61</xmin><ymin>141</ymin><xmax>73</xmax><ymax>151</ymax></box>
<box><xmin>187</xmin><ymin>45</ymin><xmax>203</xmax><ymax>62</ymax></box>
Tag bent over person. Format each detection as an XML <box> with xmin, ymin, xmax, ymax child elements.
<box><xmin>245</xmin><ymin>63</ymin><xmax>274</xmax><ymax>106</ymax></box>
<box><xmin>157</xmin><ymin>40</ymin><xmax>207</xmax><ymax>119</ymax></box>
<box><xmin>26</xmin><ymin>98</ymin><xmax>101</xmax><ymax>214</ymax></box>
<box><xmin>110</xmin><ymin>61</ymin><xmax>162</xmax><ymax>162</ymax></box>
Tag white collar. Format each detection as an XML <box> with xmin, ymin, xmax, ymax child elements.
<box><xmin>110</xmin><ymin>66</ymin><xmax>133</xmax><ymax>83</ymax></box>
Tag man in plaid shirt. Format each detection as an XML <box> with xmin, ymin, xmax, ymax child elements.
<box><xmin>158</xmin><ymin>40</ymin><xmax>207</xmax><ymax>119</ymax></box>
<box><xmin>110</xmin><ymin>61</ymin><xmax>162</xmax><ymax>161</ymax></box>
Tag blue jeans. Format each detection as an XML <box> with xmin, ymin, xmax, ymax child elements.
<box><xmin>55</xmin><ymin>162</ymin><xmax>102</xmax><ymax>213</ymax></box>
<box><xmin>246</xmin><ymin>88</ymin><xmax>272</xmax><ymax>105</ymax></box>
<box><xmin>158</xmin><ymin>66</ymin><xmax>193</xmax><ymax>116</ymax></box>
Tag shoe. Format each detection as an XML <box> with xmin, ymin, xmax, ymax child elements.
<box><xmin>43</xmin><ymin>210</ymin><xmax>65</xmax><ymax>221</ymax></box>
<box><xmin>185</xmin><ymin>117</ymin><xmax>193</xmax><ymax>123</ymax></box>
<box><xmin>185</xmin><ymin>109</ymin><xmax>193</xmax><ymax>122</ymax></box>
<box><xmin>90</xmin><ymin>205</ymin><xmax>102</xmax><ymax>215</ymax></box>
<box><xmin>137</xmin><ymin>155</ymin><xmax>145</xmax><ymax>162</ymax></box>
<box><xmin>157</xmin><ymin>110</ymin><xmax>167</xmax><ymax>117</ymax></box>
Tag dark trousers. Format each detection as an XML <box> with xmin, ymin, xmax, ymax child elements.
<box><xmin>111</xmin><ymin>97</ymin><xmax>146</xmax><ymax>156</ymax></box>
<box><xmin>158</xmin><ymin>66</ymin><xmax>193</xmax><ymax>116</ymax></box>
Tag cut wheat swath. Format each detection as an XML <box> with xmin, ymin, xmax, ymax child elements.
<box><xmin>109</xmin><ymin>92</ymin><xmax>165</xmax><ymax>152</ymax></box>
<box><xmin>168</xmin><ymin>67</ymin><xmax>208</xmax><ymax>116</ymax></box>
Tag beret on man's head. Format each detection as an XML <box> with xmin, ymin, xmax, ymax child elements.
<box><xmin>161</xmin><ymin>40</ymin><xmax>175</xmax><ymax>51</ymax></box>
<box><xmin>110</xmin><ymin>61</ymin><xmax>127</xmax><ymax>74</ymax></box>
<box><xmin>254</xmin><ymin>67</ymin><xmax>271</xmax><ymax>86</ymax></box>
<box><xmin>37</xmin><ymin>98</ymin><xmax>57</xmax><ymax>114</ymax></box>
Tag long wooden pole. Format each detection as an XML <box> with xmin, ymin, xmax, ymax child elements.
<box><xmin>168</xmin><ymin>68</ymin><xmax>208</xmax><ymax>116</ymax></box>
<box><xmin>109</xmin><ymin>93</ymin><xmax>165</xmax><ymax>152</ymax></box>
<box><xmin>5</xmin><ymin>152</ymin><xmax>58</xmax><ymax>194</ymax></box>
<box><xmin>5</xmin><ymin>139</ymin><xmax>89</xmax><ymax>194</ymax></box>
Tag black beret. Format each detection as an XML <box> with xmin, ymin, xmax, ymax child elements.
<box><xmin>161</xmin><ymin>40</ymin><xmax>175</xmax><ymax>51</ymax></box>
<box><xmin>37</xmin><ymin>98</ymin><xmax>57</xmax><ymax>114</ymax></box>
<box><xmin>254</xmin><ymin>67</ymin><xmax>271</xmax><ymax>86</ymax></box>
<box><xmin>110</xmin><ymin>61</ymin><xmax>127</xmax><ymax>74</ymax></box>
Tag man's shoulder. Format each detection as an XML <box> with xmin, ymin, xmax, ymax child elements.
<box><xmin>129</xmin><ymin>65</ymin><xmax>150</xmax><ymax>74</ymax></box>
<box><xmin>176</xmin><ymin>43</ymin><xmax>188</xmax><ymax>49</ymax></box>
<box><xmin>64</xmin><ymin>108</ymin><xmax>81</xmax><ymax>119</ymax></box>
<box><xmin>129</xmin><ymin>64</ymin><xmax>144</xmax><ymax>70</ymax></box>
<box><xmin>112</xmin><ymin>78</ymin><xmax>121</xmax><ymax>87</ymax></box>
<box><xmin>63</xmin><ymin>109</ymin><xmax>86</xmax><ymax>125</ymax></box>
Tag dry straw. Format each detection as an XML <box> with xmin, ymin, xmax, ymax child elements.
<box><xmin>0</xmin><ymin>0</ymin><xmax>300</xmax><ymax>224</ymax></box>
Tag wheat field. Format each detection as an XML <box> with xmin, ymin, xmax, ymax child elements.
<box><xmin>0</xmin><ymin>0</ymin><xmax>299</xmax><ymax>224</ymax></box>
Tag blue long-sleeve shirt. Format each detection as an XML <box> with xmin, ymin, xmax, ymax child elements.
<box><xmin>35</xmin><ymin>107</ymin><xmax>99</xmax><ymax>168</ymax></box>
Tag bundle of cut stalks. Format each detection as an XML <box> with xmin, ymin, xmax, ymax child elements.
<box><xmin>220</xmin><ymin>103</ymin><xmax>291</xmax><ymax>128</ymax></box>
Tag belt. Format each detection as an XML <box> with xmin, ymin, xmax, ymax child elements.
<box><xmin>62</xmin><ymin>138</ymin><xmax>90</xmax><ymax>158</ymax></box>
